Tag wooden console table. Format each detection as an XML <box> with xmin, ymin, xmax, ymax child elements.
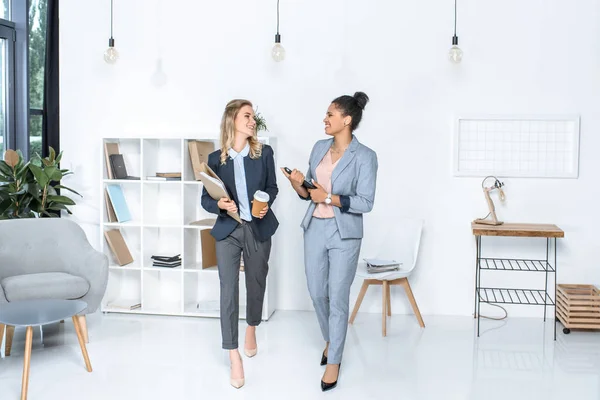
<box><xmin>472</xmin><ymin>222</ymin><xmax>564</xmax><ymax>340</ymax></box>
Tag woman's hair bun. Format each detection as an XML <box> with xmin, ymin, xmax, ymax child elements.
<box><xmin>353</xmin><ymin>92</ymin><xmax>369</xmax><ymax>110</ymax></box>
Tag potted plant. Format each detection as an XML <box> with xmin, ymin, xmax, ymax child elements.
<box><xmin>254</xmin><ymin>109</ymin><xmax>269</xmax><ymax>133</ymax></box>
<box><xmin>0</xmin><ymin>147</ymin><xmax>81</xmax><ymax>219</ymax></box>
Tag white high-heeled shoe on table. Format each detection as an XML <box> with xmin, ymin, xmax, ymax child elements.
<box><xmin>230</xmin><ymin>355</ymin><xmax>245</xmax><ymax>389</ymax></box>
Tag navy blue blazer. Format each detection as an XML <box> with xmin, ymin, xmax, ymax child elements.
<box><xmin>200</xmin><ymin>144</ymin><xmax>279</xmax><ymax>242</ymax></box>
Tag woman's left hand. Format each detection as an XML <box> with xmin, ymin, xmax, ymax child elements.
<box><xmin>308</xmin><ymin>180</ymin><xmax>328</xmax><ymax>203</ymax></box>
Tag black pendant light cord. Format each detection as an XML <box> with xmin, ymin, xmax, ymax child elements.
<box><xmin>452</xmin><ymin>0</ymin><xmax>459</xmax><ymax>46</ymax></box>
<box><xmin>453</xmin><ymin>0</ymin><xmax>457</xmax><ymax>36</ymax></box>
<box><xmin>277</xmin><ymin>0</ymin><xmax>280</xmax><ymax>34</ymax></box>
<box><xmin>110</xmin><ymin>0</ymin><xmax>114</xmax><ymax>39</ymax></box>
<box><xmin>107</xmin><ymin>0</ymin><xmax>115</xmax><ymax>47</ymax></box>
<box><xmin>274</xmin><ymin>0</ymin><xmax>281</xmax><ymax>43</ymax></box>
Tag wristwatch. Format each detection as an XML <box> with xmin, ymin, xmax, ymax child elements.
<box><xmin>325</xmin><ymin>193</ymin><xmax>332</xmax><ymax>205</ymax></box>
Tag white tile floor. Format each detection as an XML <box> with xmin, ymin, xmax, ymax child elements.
<box><xmin>1</xmin><ymin>311</ymin><xmax>599</xmax><ymax>400</ymax></box>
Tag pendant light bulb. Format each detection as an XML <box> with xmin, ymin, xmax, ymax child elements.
<box><xmin>271</xmin><ymin>0</ymin><xmax>285</xmax><ymax>62</ymax></box>
<box><xmin>104</xmin><ymin>0</ymin><xmax>118</xmax><ymax>64</ymax></box>
<box><xmin>272</xmin><ymin>34</ymin><xmax>285</xmax><ymax>62</ymax></box>
<box><xmin>448</xmin><ymin>36</ymin><xmax>463</xmax><ymax>64</ymax></box>
<box><xmin>449</xmin><ymin>0</ymin><xmax>463</xmax><ymax>64</ymax></box>
<box><xmin>104</xmin><ymin>38</ymin><xmax>119</xmax><ymax>64</ymax></box>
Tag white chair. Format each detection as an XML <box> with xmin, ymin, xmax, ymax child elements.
<box><xmin>349</xmin><ymin>217</ymin><xmax>425</xmax><ymax>336</ymax></box>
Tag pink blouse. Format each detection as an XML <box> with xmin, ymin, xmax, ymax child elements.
<box><xmin>312</xmin><ymin>149</ymin><xmax>339</xmax><ymax>218</ymax></box>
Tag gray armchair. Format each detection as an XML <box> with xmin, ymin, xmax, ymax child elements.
<box><xmin>0</xmin><ymin>218</ymin><xmax>108</xmax><ymax>349</ymax></box>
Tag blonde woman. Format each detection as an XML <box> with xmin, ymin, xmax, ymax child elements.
<box><xmin>201</xmin><ymin>99</ymin><xmax>279</xmax><ymax>389</ymax></box>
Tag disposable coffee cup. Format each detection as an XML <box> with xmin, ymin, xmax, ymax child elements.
<box><xmin>252</xmin><ymin>190</ymin><xmax>270</xmax><ymax>217</ymax></box>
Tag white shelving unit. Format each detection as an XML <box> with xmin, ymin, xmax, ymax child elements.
<box><xmin>100</xmin><ymin>137</ymin><xmax>276</xmax><ymax>320</ymax></box>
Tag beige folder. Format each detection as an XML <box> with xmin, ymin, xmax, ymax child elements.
<box><xmin>104</xmin><ymin>229</ymin><xmax>134</xmax><ymax>266</ymax></box>
<box><xmin>188</xmin><ymin>141</ymin><xmax>215</xmax><ymax>180</ymax></box>
<box><xmin>104</xmin><ymin>142</ymin><xmax>120</xmax><ymax>179</ymax></box>
<box><xmin>197</xmin><ymin>162</ymin><xmax>242</xmax><ymax>223</ymax></box>
<box><xmin>104</xmin><ymin>189</ymin><xmax>117</xmax><ymax>223</ymax></box>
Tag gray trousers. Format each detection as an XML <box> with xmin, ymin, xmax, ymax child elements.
<box><xmin>216</xmin><ymin>222</ymin><xmax>271</xmax><ymax>350</ymax></box>
<box><xmin>304</xmin><ymin>217</ymin><xmax>361</xmax><ymax>364</ymax></box>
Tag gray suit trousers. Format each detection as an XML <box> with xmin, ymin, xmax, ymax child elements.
<box><xmin>216</xmin><ymin>221</ymin><xmax>271</xmax><ymax>350</ymax></box>
<box><xmin>304</xmin><ymin>217</ymin><xmax>361</xmax><ymax>364</ymax></box>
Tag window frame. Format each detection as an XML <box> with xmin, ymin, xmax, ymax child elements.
<box><xmin>0</xmin><ymin>19</ymin><xmax>16</xmax><ymax>153</ymax></box>
<box><xmin>0</xmin><ymin>1</ymin><xmax>30</xmax><ymax>159</ymax></box>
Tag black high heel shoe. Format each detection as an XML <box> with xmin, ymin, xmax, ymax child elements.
<box><xmin>320</xmin><ymin>351</ymin><xmax>327</xmax><ymax>366</ymax></box>
<box><xmin>321</xmin><ymin>363</ymin><xmax>341</xmax><ymax>392</ymax></box>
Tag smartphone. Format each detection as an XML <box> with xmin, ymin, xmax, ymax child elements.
<box><xmin>283</xmin><ymin>167</ymin><xmax>317</xmax><ymax>189</ymax></box>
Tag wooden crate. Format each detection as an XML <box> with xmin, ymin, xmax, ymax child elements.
<box><xmin>556</xmin><ymin>284</ymin><xmax>600</xmax><ymax>333</ymax></box>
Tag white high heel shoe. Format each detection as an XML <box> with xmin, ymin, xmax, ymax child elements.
<box><xmin>230</xmin><ymin>355</ymin><xmax>245</xmax><ymax>389</ymax></box>
<box><xmin>244</xmin><ymin>347</ymin><xmax>257</xmax><ymax>358</ymax></box>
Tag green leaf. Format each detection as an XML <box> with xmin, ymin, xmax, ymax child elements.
<box><xmin>29</xmin><ymin>164</ymin><xmax>49</xmax><ymax>187</ymax></box>
<box><xmin>29</xmin><ymin>163</ymin><xmax>44</xmax><ymax>181</ymax></box>
<box><xmin>56</xmin><ymin>151</ymin><xmax>63</xmax><ymax>164</ymax></box>
<box><xmin>10</xmin><ymin>187</ymin><xmax>27</xmax><ymax>196</ymax></box>
<box><xmin>31</xmin><ymin>155</ymin><xmax>42</xmax><ymax>168</ymax></box>
<box><xmin>49</xmin><ymin>147</ymin><xmax>56</xmax><ymax>163</ymax></box>
<box><xmin>15</xmin><ymin>161</ymin><xmax>31</xmax><ymax>178</ymax></box>
<box><xmin>44</xmin><ymin>166</ymin><xmax>57</xmax><ymax>179</ymax></box>
<box><xmin>0</xmin><ymin>161</ymin><xmax>13</xmax><ymax>176</ymax></box>
<box><xmin>55</xmin><ymin>185</ymin><xmax>82</xmax><ymax>197</ymax></box>
<box><xmin>46</xmin><ymin>195</ymin><xmax>76</xmax><ymax>205</ymax></box>
<box><xmin>42</xmin><ymin>158</ymin><xmax>52</xmax><ymax>167</ymax></box>
<box><xmin>51</xmin><ymin>170</ymin><xmax>63</xmax><ymax>181</ymax></box>
<box><xmin>26</xmin><ymin>183</ymin><xmax>41</xmax><ymax>200</ymax></box>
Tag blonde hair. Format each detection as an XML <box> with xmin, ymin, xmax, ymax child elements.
<box><xmin>219</xmin><ymin>99</ymin><xmax>263</xmax><ymax>165</ymax></box>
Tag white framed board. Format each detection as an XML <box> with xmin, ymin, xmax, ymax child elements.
<box><xmin>453</xmin><ymin>115</ymin><xmax>580</xmax><ymax>178</ymax></box>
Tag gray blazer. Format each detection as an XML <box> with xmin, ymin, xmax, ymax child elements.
<box><xmin>300</xmin><ymin>135</ymin><xmax>378</xmax><ymax>239</ymax></box>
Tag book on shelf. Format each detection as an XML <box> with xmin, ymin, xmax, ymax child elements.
<box><xmin>151</xmin><ymin>254</ymin><xmax>182</xmax><ymax>268</ymax></box>
<box><xmin>188</xmin><ymin>141</ymin><xmax>215</xmax><ymax>180</ymax></box>
<box><xmin>104</xmin><ymin>142</ymin><xmax>120</xmax><ymax>179</ymax></box>
<box><xmin>105</xmin><ymin>184</ymin><xmax>132</xmax><ymax>222</ymax></box>
<box><xmin>104</xmin><ymin>189</ymin><xmax>118</xmax><ymax>223</ymax></box>
<box><xmin>156</xmin><ymin>172</ymin><xmax>181</xmax><ymax>178</ymax></box>
<box><xmin>104</xmin><ymin>229</ymin><xmax>134</xmax><ymax>266</ymax></box>
<box><xmin>109</xmin><ymin>154</ymin><xmax>139</xmax><ymax>180</ymax></box>
<box><xmin>146</xmin><ymin>176</ymin><xmax>181</xmax><ymax>181</ymax></box>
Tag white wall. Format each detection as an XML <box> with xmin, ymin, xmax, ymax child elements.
<box><xmin>60</xmin><ymin>0</ymin><xmax>600</xmax><ymax>317</ymax></box>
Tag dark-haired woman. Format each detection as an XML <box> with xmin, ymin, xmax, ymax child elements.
<box><xmin>282</xmin><ymin>92</ymin><xmax>378</xmax><ymax>392</ymax></box>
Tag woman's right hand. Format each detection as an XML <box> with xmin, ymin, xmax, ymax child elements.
<box><xmin>280</xmin><ymin>167</ymin><xmax>305</xmax><ymax>188</ymax></box>
<box><xmin>218</xmin><ymin>197</ymin><xmax>238</xmax><ymax>213</ymax></box>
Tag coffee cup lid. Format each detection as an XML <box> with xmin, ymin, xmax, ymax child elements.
<box><xmin>253</xmin><ymin>190</ymin><xmax>270</xmax><ymax>202</ymax></box>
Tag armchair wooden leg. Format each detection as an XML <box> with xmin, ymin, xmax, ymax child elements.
<box><xmin>349</xmin><ymin>280</ymin><xmax>370</xmax><ymax>324</ymax></box>
<box><xmin>21</xmin><ymin>326</ymin><xmax>33</xmax><ymax>400</ymax></box>
<box><xmin>382</xmin><ymin>281</ymin><xmax>389</xmax><ymax>337</ymax></box>
<box><xmin>5</xmin><ymin>325</ymin><xmax>15</xmax><ymax>356</ymax></box>
<box><xmin>72</xmin><ymin>316</ymin><xmax>92</xmax><ymax>372</ymax></box>
<box><xmin>386</xmin><ymin>282</ymin><xmax>392</xmax><ymax>317</ymax></box>
<box><xmin>76</xmin><ymin>315</ymin><xmax>89</xmax><ymax>343</ymax></box>
<box><xmin>0</xmin><ymin>324</ymin><xmax>4</xmax><ymax>354</ymax></box>
<box><xmin>400</xmin><ymin>278</ymin><xmax>425</xmax><ymax>328</ymax></box>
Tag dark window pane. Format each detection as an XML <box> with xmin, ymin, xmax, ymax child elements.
<box><xmin>29</xmin><ymin>114</ymin><xmax>42</xmax><ymax>159</ymax></box>
<box><xmin>28</xmin><ymin>0</ymin><xmax>46</xmax><ymax>110</ymax></box>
